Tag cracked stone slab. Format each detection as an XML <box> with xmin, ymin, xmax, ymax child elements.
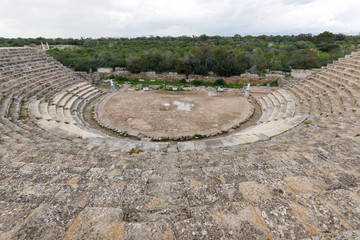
<box><xmin>177</xmin><ymin>142</ymin><xmax>195</xmax><ymax>152</ymax></box>
<box><xmin>290</xmin><ymin>193</ymin><xmax>351</xmax><ymax>237</ymax></box>
<box><xmin>63</xmin><ymin>207</ymin><xmax>124</xmax><ymax>240</ymax></box>
<box><xmin>254</xmin><ymin>198</ymin><xmax>310</xmax><ymax>239</ymax></box>
<box><xmin>11</xmin><ymin>204</ymin><xmax>82</xmax><ymax>240</ymax></box>
<box><xmin>0</xmin><ymin>201</ymin><xmax>38</xmax><ymax>239</ymax></box>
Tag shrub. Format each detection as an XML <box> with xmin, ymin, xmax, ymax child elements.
<box><xmin>215</xmin><ymin>79</ymin><xmax>225</xmax><ymax>85</ymax></box>
<box><xmin>192</xmin><ymin>80</ymin><xmax>203</xmax><ymax>86</ymax></box>
<box><xmin>116</xmin><ymin>76</ymin><xmax>130</xmax><ymax>81</ymax></box>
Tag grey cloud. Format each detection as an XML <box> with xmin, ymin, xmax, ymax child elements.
<box><xmin>281</xmin><ymin>0</ymin><xmax>315</xmax><ymax>5</ymax></box>
<box><xmin>0</xmin><ymin>0</ymin><xmax>359</xmax><ymax>37</ymax></box>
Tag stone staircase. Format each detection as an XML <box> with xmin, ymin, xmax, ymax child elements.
<box><xmin>27</xmin><ymin>82</ymin><xmax>105</xmax><ymax>140</ymax></box>
<box><xmin>1</xmin><ymin>47</ymin><xmax>360</xmax><ymax>152</ymax></box>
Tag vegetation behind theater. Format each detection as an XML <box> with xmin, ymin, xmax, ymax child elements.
<box><xmin>1</xmin><ymin>31</ymin><xmax>359</xmax><ymax>77</ymax></box>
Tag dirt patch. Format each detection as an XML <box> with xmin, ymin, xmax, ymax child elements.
<box><xmin>97</xmin><ymin>89</ymin><xmax>253</xmax><ymax>139</ymax></box>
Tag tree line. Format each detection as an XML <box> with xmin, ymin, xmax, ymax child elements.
<box><xmin>1</xmin><ymin>32</ymin><xmax>359</xmax><ymax>77</ymax></box>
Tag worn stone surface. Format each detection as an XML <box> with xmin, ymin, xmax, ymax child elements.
<box><xmin>1</xmin><ymin>47</ymin><xmax>360</xmax><ymax>239</ymax></box>
<box><xmin>1</xmin><ymin>133</ymin><xmax>360</xmax><ymax>239</ymax></box>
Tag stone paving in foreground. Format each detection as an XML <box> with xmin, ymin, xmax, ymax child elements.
<box><xmin>1</xmin><ymin>118</ymin><xmax>360</xmax><ymax>239</ymax></box>
<box><xmin>0</xmin><ymin>47</ymin><xmax>360</xmax><ymax>239</ymax></box>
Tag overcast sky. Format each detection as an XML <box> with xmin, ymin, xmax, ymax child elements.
<box><xmin>1</xmin><ymin>0</ymin><xmax>359</xmax><ymax>38</ymax></box>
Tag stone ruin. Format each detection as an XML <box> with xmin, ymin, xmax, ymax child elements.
<box><xmin>0</xmin><ymin>46</ymin><xmax>360</xmax><ymax>239</ymax></box>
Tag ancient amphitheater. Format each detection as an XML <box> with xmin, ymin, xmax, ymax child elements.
<box><xmin>1</xmin><ymin>47</ymin><xmax>360</xmax><ymax>239</ymax></box>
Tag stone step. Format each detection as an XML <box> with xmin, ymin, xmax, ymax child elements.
<box><xmin>71</xmin><ymin>91</ymin><xmax>102</xmax><ymax>126</ymax></box>
<box><xmin>51</xmin><ymin>82</ymin><xmax>88</xmax><ymax>105</ymax></box>
<box><xmin>64</xmin><ymin>87</ymin><xmax>97</xmax><ymax>109</ymax></box>
<box><xmin>39</xmin><ymin>102</ymin><xmax>52</xmax><ymax>121</ymax></box>
<box><xmin>56</xmin><ymin>107</ymin><xmax>69</xmax><ymax>123</ymax></box>
<box><xmin>256</xmin><ymin>96</ymin><xmax>272</xmax><ymax>124</ymax></box>
<box><xmin>58</xmin><ymin>85</ymin><xmax>95</xmax><ymax>108</ymax></box>
<box><xmin>64</xmin><ymin>108</ymin><xmax>77</xmax><ymax>124</ymax></box>
<box><xmin>272</xmin><ymin>91</ymin><xmax>287</xmax><ymax>119</ymax></box>
<box><xmin>36</xmin><ymin>119</ymin><xmax>105</xmax><ymax>140</ymax></box>
<box><xmin>28</xmin><ymin>99</ymin><xmax>42</xmax><ymax>120</ymax></box>
<box><xmin>232</xmin><ymin>115</ymin><xmax>307</xmax><ymax>145</ymax></box>
<box><xmin>258</xmin><ymin>95</ymin><xmax>274</xmax><ymax>123</ymax></box>
<box><xmin>267</xmin><ymin>93</ymin><xmax>281</xmax><ymax>121</ymax></box>
<box><xmin>278</xmin><ymin>89</ymin><xmax>296</xmax><ymax>117</ymax></box>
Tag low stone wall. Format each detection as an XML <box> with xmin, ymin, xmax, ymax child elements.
<box><xmin>74</xmin><ymin>71</ymin><xmax>92</xmax><ymax>82</ymax></box>
<box><xmin>291</xmin><ymin>69</ymin><xmax>317</xmax><ymax>79</ymax></box>
<box><xmin>93</xmin><ymin>71</ymin><xmax>281</xmax><ymax>85</ymax></box>
<box><xmin>92</xmin><ymin>88</ymin><xmax>255</xmax><ymax>141</ymax></box>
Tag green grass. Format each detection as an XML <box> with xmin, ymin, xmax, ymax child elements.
<box><xmin>193</xmin><ymin>133</ymin><xmax>204</xmax><ymax>139</ymax></box>
<box><xmin>260</xmin><ymin>81</ymin><xmax>278</xmax><ymax>87</ymax></box>
<box><xmin>303</xmin><ymin>119</ymin><xmax>312</xmax><ymax>125</ymax></box>
<box><xmin>18</xmin><ymin>115</ymin><xmax>28</xmax><ymax>120</ymax></box>
<box><xmin>128</xmin><ymin>148</ymin><xmax>144</xmax><ymax>154</ymax></box>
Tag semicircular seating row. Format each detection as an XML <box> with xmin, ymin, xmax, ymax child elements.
<box><xmin>0</xmin><ymin>47</ymin><xmax>359</xmax><ymax>152</ymax></box>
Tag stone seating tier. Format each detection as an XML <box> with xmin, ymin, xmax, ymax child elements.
<box><xmin>1</xmin><ymin>46</ymin><xmax>360</xmax><ymax>152</ymax></box>
<box><xmin>2</xmin><ymin>47</ymin><xmax>360</xmax><ymax>239</ymax></box>
<box><xmin>27</xmin><ymin>80</ymin><xmax>100</xmax><ymax>127</ymax></box>
<box><xmin>289</xmin><ymin>84</ymin><xmax>316</xmax><ymax>115</ymax></box>
<box><xmin>71</xmin><ymin>91</ymin><xmax>103</xmax><ymax>127</ymax></box>
<box><xmin>0</xmin><ymin>68</ymin><xmax>66</xmax><ymax>94</ymax></box>
<box><xmin>267</xmin><ymin>94</ymin><xmax>281</xmax><ymax>121</ymax></box>
<box><xmin>312</xmin><ymin>75</ymin><xmax>357</xmax><ymax>112</ymax></box>
<box><xmin>336</xmin><ymin>61</ymin><xmax>360</xmax><ymax>72</ymax></box>
<box><xmin>322</xmin><ymin>70</ymin><xmax>360</xmax><ymax>103</ymax></box>
<box><xmin>305</xmin><ymin>78</ymin><xmax>336</xmax><ymax>114</ymax></box>
<box><xmin>50</xmin><ymin>82</ymin><xmax>88</xmax><ymax>105</ymax></box>
<box><xmin>257</xmin><ymin>95</ymin><xmax>274</xmax><ymax>123</ymax></box>
<box><xmin>58</xmin><ymin>85</ymin><xmax>95</xmax><ymax>107</ymax></box>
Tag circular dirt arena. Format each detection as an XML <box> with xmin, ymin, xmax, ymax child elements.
<box><xmin>96</xmin><ymin>88</ymin><xmax>253</xmax><ymax>139</ymax></box>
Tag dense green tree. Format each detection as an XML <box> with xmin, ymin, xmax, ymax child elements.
<box><xmin>313</xmin><ymin>31</ymin><xmax>336</xmax><ymax>43</ymax></box>
<box><xmin>2</xmin><ymin>32</ymin><xmax>358</xmax><ymax>75</ymax></box>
